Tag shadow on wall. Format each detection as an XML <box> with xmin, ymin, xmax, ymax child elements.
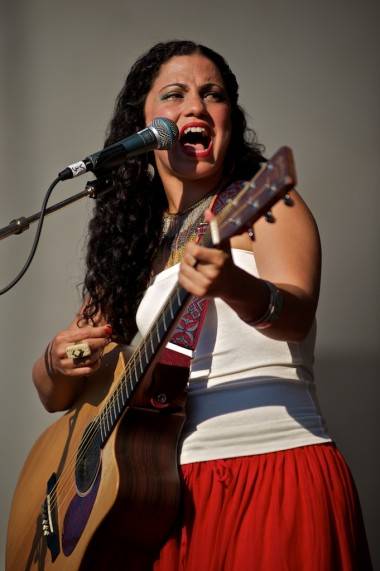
<box><xmin>314</xmin><ymin>350</ymin><xmax>379</xmax><ymax>569</ymax></box>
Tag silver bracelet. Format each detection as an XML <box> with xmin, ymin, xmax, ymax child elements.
<box><xmin>252</xmin><ymin>280</ymin><xmax>284</xmax><ymax>330</ymax></box>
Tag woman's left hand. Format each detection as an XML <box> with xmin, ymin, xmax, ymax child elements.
<box><xmin>179</xmin><ymin>241</ymin><xmax>235</xmax><ymax>298</ymax></box>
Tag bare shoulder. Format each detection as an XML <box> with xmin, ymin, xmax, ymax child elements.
<box><xmin>231</xmin><ymin>190</ymin><xmax>321</xmax><ymax>297</ymax></box>
<box><xmin>254</xmin><ymin>189</ymin><xmax>319</xmax><ymax>248</ymax></box>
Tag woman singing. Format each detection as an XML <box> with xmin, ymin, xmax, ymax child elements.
<box><xmin>32</xmin><ymin>40</ymin><xmax>372</xmax><ymax>570</ymax></box>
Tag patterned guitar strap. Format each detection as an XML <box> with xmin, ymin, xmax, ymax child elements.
<box><xmin>158</xmin><ymin>181</ymin><xmax>244</xmax><ymax>369</ymax></box>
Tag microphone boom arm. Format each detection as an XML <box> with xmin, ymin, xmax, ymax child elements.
<box><xmin>0</xmin><ymin>177</ymin><xmax>112</xmax><ymax>241</ymax></box>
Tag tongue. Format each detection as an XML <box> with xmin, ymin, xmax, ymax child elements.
<box><xmin>183</xmin><ymin>142</ymin><xmax>205</xmax><ymax>150</ymax></box>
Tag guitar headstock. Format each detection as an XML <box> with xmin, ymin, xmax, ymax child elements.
<box><xmin>209</xmin><ymin>146</ymin><xmax>297</xmax><ymax>245</ymax></box>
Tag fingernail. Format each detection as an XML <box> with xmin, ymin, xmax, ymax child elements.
<box><xmin>104</xmin><ymin>324</ymin><xmax>113</xmax><ymax>335</ymax></box>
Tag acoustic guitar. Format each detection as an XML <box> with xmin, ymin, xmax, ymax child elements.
<box><xmin>6</xmin><ymin>147</ymin><xmax>296</xmax><ymax>571</ymax></box>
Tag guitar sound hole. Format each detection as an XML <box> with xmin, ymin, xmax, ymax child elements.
<box><xmin>75</xmin><ymin>422</ymin><xmax>102</xmax><ymax>495</ymax></box>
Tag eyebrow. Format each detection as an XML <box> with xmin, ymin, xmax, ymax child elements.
<box><xmin>159</xmin><ymin>82</ymin><xmax>187</xmax><ymax>92</ymax></box>
<box><xmin>159</xmin><ymin>82</ymin><xmax>224</xmax><ymax>92</ymax></box>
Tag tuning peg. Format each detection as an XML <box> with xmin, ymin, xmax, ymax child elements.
<box><xmin>283</xmin><ymin>194</ymin><xmax>294</xmax><ymax>206</ymax></box>
<box><xmin>265</xmin><ymin>211</ymin><xmax>275</xmax><ymax>223</ymax></box>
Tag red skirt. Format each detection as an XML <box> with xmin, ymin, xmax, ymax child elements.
<box><xmin>153</xmin><ymin>444</ymin><xmax>372</xmax><ymax>571</ymax></box>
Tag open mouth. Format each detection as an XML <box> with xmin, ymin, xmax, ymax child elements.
<box><xmin>179</xmin><ymin>125</ymin><xmax>212</xmax><ymax>157</ymax></box>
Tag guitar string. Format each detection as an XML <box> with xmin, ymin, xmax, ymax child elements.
<box><xmin>45</xmin><ymin>255</ymin><xmax>217</xmax><ymax>516</ymax></box>
<box><xmin>14</xmin><ymin>347</ymin><xmax>146</xmax><ymax>556</ymax></box>
<box><xmin>54</xmin><ymin>175</ymin><xmax>284</xmax><ymax>504</ymax></box>
<box><xmin>38</xmin><ymin>178</ymin><xmax>262</xmax><ymax>517</ymax></box>
<box><xmin>42</xmin><ymin>191</ymin><xmax>221</xmax><ymax>514</ymax></box>
<box><xmin>44</xmin><ymin>189</ymin><xmax>216</xmax><ymax>512</ymax></box>
<box><xmin>46</xmin><ymin>329</ymin><xmax>158</xmax><ymax>513</ymax></box>
<box><xmin>35</xmin><ymin>178</ymin><xmax>258</xmax><ymax>517</ymax></box>
<box><xmin>46</xmin><ymin>282</ymin><xmax>186</xmax><ymax>514</ymax></box>
<box><xmin>11</xmin><ymin>168</ymin><xmax>285</xmax><ymax>560</ymax></box>
<box><xmin>49</xmin><ymin>246</ymin><xmax>207</xmax><ymax>518</ymax></box>
<box><xmin>33</xmin><ymin>172</ymin><xmax>284</xmax><ymax>528</ymax></box>
<box><xmin>16</xmin><ymin>164</ymin><xmax>294</xmax><ymax>565</ymax></box>
<box><xmin>43</xmin><ymin>348</ymin><xmax>146</xmax><ymax>518</ymax></box>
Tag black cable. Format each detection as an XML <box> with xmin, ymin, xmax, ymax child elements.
<box><xmin>0</xmin><ymin>176</ymin><xmax>61</xmax><ymax>296</ymax></box>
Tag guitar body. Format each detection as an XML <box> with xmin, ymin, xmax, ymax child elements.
<box><xmin>6</xmin><ymin>344</ymin><xmax>188</xmax><ymax>571</ymax></box>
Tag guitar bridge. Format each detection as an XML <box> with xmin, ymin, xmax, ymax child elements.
<box><xmin>41</xmin><ymin>472</ymin><xmax>60</xmax><ymax>561</ymax></box>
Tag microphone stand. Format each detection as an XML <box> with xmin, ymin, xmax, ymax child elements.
<box><xmin>0</xmin><ymin>177</ymin><xmax>112</xmax><ymax>241</ymax></box>
<box><xmin>0</xmin><ymin>175</ymin><xmax>114</xmax><ymax>295</ymax></box>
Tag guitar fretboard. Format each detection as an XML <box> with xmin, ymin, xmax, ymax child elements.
<box><xmin>97</xmin><ymin>282</ymin><xmax>192</xmax><ymax>446</ymax></box>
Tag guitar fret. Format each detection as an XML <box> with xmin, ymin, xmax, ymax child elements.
<box><xmin>99</xmin><ymin>418</ymin><xmax>105</xmax><ymax>441</ymax></box>
<box><xmin>108</xmin><ymin>408</ymin><xmax>113</xmax><ymax>428</ymax></box>
<box><xmin>145</xmin><ymin>337</ymin><xmax>153</xmax><ymax>361</ymax></box>
<box><xmin>149</xmin><ymin>332</ymin><xmax>155</xmax><ymax>354</ymax></box>
<box><xmin>111</xmin><ymin>401</ymin><xmax>117</xmax><ymax>423</ymax></box>
<box><xmin>102</xmin><ymin>410</ymin><xmax>107</xmax><ymax>433</ymax></box>
<box><xmin>124</xmin><ymin>380</ymin><xmax>130</xmax><ymax>400</ymax></box>
<box><xmin>169</xmin><ymin>299</ymin><xmax>174</xmax><ymax>319</ymax></box>
<box><xmin>133</xmin><ymin>364</ymin><xmax>139</xmax><ymax>387</ymax></box>
<box><xmin>158</xmin><ymin>319</ymin><xmax>166</xmax><ymax>342</ymax></box>
<box><xmin>116</xmin><ymin>389</ymin><xmax>121</xmax><ymax>413</ymax></box>
<box><xmin>118</xmin><ymin>384</ymin><xmax>124</xmax><ymax>409</ymax></box>
<box><xmin>129</xmin><ymin>357</ymin><xmax>137</xmax><ymax>385</ymax></box>
<box><xmin>155</xmin><ymin>322</ymin><xmax>161</xmax><ymax>344</ymax></box>
<box><xmin>120</xmin><ymin>384</ymin><xmax>126</xmax><ymax>405</ymax></box>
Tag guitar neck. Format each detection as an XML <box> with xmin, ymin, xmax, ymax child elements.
<box><xmin>97</xmin><ymin>281</ymin><xmax>192</xmax><ymax>446</ymax></box>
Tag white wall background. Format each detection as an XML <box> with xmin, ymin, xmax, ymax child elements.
<box><xmin>1</xmin><ymin>0</ymin><xmax>379</xmax><ymax>567</ymax></box>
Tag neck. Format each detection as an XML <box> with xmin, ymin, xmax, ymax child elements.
<box><xmin>161</xmin><ymin>172</ymin><xmax>226</xmax><ymax>214</ymax></box>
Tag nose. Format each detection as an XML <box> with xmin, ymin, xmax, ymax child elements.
<box><xmin>184</xmin><ymin>92</ymin><xmax>207</xmax><ymax>117</ymax></box>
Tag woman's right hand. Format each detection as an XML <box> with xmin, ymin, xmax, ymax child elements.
<box><xmin>47</xmin><ymin>324</ymin><xmax>113</xmax><ymax>378</ymax></box>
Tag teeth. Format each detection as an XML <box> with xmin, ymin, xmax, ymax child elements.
<box><xmin>183</xmin><ymin>127</ymin><xmax>208</xmax><ymax>136</ymax></box>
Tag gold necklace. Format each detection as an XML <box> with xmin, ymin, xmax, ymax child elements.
<box><xmin>161</xmin><ymin>193</ymin><xmax>213</xmax><ymax>241</ymax></box>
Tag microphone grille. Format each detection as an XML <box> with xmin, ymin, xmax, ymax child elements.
<box><xmin>150</xmin><ymin>117</ymin><xmax>179</xmax><ymax>150</ymax></box>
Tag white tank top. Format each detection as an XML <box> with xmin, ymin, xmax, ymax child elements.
<box><xmin>136</xmin><ymin>249</ymin><xmax>331</xmax><ymax>464</ymax></box>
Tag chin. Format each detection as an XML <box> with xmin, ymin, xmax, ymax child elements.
<box><xmin>178</xmin><ymin>164</ymin><xmax>224</xmax><ymax>183</ymax></box>
<box><xmin>172</xmin><ymin>154</ymin><xmax>225</xmax><ymax>181</ymax></box>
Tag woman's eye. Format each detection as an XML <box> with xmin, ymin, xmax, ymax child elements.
<box><xmin>161</xmin><ymin>92</ymin><xmax>183</xmax><ymax>101</ymax></box>
<box><xmin>204</xmin><ymin>91</ymin><xmax>226</xmax><ymax>102</ymax></box>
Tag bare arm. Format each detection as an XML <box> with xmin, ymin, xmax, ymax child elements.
<box><xmin>33</xmin><ymin>313</ymin><xmax>112</xmax><ymax>412</ymax></box>
<box><xmin>178</xmin><ymin>190</ymin><xmax>320</xmax><ymax>342</ymax></box>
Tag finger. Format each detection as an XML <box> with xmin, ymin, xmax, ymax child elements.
<box><xmin>187</xmin><ymin>243</ymin><xmax>228</xmax><ymax>265</ymax></box>
<box><xmin>72</xmin><ymin>348</ymin><xmax>104</xmax><ymax>367</ymax></box>
<box><xmin>63</xmin><ymin>360</ymin><xmax>102</xmax><ymax>377</ymax></box>
<box><xmin>182</xmin><ymin>250</ymin><xmax>197</xmax><ymax>268</ymax></box>
<box><xmin>55</xmin><ymin>336</ymin><xmax>110</xmax><ymax>360</ymax></box>
<box><xmin>61</xmin><ymin>324</ymin><xmax>113</xmax><ymax>344</ymax></box>
<box><xmin>181</xmin><ymin>258</ymin><xmax>220</xmax><ymax>283</ymax></box>
<box><xmin>60</xmin><ymin>352</ymin><xmax>103</xmax><ymax>371</ymax></box>
<box><xmin>204</xmin><ymin>208</ymin><xmax>215</xmax><ymax>223</ymax></box>
<box><xmin>178</xmin><ymin>271</ymin><xmax>211</xmax><ymax>298</ymax></box>
<box><xmin>179</xmin><ymin>264</ymin><xmax>213</xmax><ymax>296</ymax></box>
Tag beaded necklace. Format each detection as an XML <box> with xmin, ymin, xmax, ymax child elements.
<box><xmin>154</xmin><ymin>191</ymin><xmax>215</xmax><ymax>271</ymax></box>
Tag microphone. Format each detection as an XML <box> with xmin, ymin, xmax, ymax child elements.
<box><xmin>58</xmin><ymin>117</ymin><xmax>178</xmax><ymax>181</ymax></box>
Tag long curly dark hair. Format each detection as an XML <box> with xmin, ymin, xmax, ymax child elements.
<box><xmin>82</xmin><ymin>40</ymin><xmax>266</xmax><ymax>343</ymax></box>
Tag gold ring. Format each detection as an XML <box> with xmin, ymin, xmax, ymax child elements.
<box><xmin>65</xmin><ymin>342</ymin><xmax>91</xmax><ymax>360</ymax></box>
